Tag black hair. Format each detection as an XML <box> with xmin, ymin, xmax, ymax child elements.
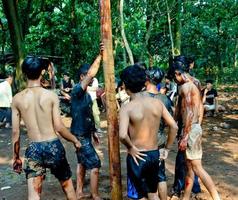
<box><xmin>167</xmin><ymin>55</ymin><xmax>190</xmax><ymax>79</ymax></box>
<box><xmin>206</xmin><ymin>79</ymin><xmax>213</xmax><ymax>84</ymax></box>
<box><xmin>120</xmin><ymin>64</ymin><xmax>146</xmax><ymax>93</ymax></box>
<box><xmin>77</xmin><ymin>63</ymin><xmax>90</xmax><ymax>79</ymax></box>
<box><xmin>187</xmin><ymin>56</ymin><xmax>195</xmax><ymax>64</ymax></box>
<box><xmin>22</xmin><ymin>57</ymin><xmax>48</xmax><ymax>80</ymax></box>
<box><xmin>145</xmin><ymin>67</ymin><xmax>164</xmax><ymax>85</ymax></box>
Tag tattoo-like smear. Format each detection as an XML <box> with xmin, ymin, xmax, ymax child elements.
<box><xmin>33</xmin><ymin>176</ymin><xmax>44</xmax><ymax>195</ymax></box>
<box><xmin>14</xmin><ymin>140</ymin><xmax>20</xmax><ymax>159</ymax></box>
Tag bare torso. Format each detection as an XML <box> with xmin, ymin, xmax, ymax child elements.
<box><xmin>124</xmin><ymin>96</ymin><xmax>163</xmax><ymax>150</ymax></box>
<box><xmin>14</xmin><ymin>87</ymin><xmax>58</xmax><ymax>142</ymax></box>
<box><xmin>179</xmin><ymin>82</ymin><xmax>202</xmax><ymax>128</ymax></box>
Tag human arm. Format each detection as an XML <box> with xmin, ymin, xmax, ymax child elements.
<box><xmin>179</xmin><ymin>87</ymin><xmax>194</xmax><ymax>151</ymax></box>
<box><xmin>81</xmin><ymin>45</ymin><xmax>103</xmax><ymax>90</ymax></box>
<box><xmin>52</xmin><ymin>94</ymin><xmax>81</xmax><ymax>149</ymax></box>
<box><xmin>202</xmin><ymin>88</ymin><xmax>208</xmax><ymax>104</ymax></box>
<box><xmin>12</xmin><ymin>98</ymin><xmax>22</xmax><ymax>174</ymax></box>
<box><xmin>119</xmin><ymin>106</ymin><xmax>146</xmax><ymax>166</ymax></box>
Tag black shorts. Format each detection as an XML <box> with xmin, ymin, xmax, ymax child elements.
<box><xmin>76</xmin><ymin>137</ymin><xmax>101</xmax><ymax>170</ymax></box>
<box><xmin>24</xmin><ymin>138</ymin><xmax>72</xmax><ymax>181</ymax></box>
<box><xmin>127</xmin><ymin>149</ymin><xmax>160</xmax><ymax>199</ymax></box>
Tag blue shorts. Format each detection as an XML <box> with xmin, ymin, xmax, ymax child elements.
<box><xmin>127</xmin><ymin>149</ymin><xmax>160</xmax><ymax>199</ymax></box>
<box><xmin>24</xmin><ymin>138</ymin><xmax>72</xmax><ymax>181</ymax></box>
<box><xmin>158</xmin><ymin>159</ymin><xmax>166</xmax><ymax>182</ymax></box>
<box><xmin>76</xmin><ymin>137</ymin><xmax>101</xmax><ymax>170</ymax></box>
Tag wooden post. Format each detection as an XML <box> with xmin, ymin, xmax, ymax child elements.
<box><xmin>99</xmin><ymin>0</ymin><xmax>123</xmax><ymax>199</ymax></box>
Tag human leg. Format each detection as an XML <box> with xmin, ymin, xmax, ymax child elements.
<box><xmin>92</xmin><ymin>100</ymin><xmax>101</xmax><ymax>130</ymax></box>
<box><xmin>148</xmin><ymin>192</ymin><xmax>159</xmax><ymax>200</ymax></box>
<box><xmin>27</xmin><ymin>176</ymin><xmax>44</xmax><ymax>200</ymax></box>
<box><xmin>76</xmin><ymin>164</ymin><xmax>87</xmax><ymax>199</ymax></box>
<box><xmin>172</xmin><ymin>150</ymin><xmax>186</xmax><ymax>196</ymax></box>
<box><xmin>157</xmin><ymin>159</ymin><xmax>167</xmax><ymax>200</ymax></box>
<box><xmin>192</xmin><ymin>175</ymin><xmax>201</xmax><ymax>193</ymax></box>
<box><xmin>60</xmin><ymin>178</ymin><xmax>77</xmax><ymax>200</ymax></box>
<box><xmin>158</xmin><ymin>182</ymin><xmax>167</xmax><ymax>200</ymax></box>
<box><xmin>90</xmin><ymin>168</ymin><xmax>101</xmax><ymax>200</ymax></box>
<box><xmin>182</xmin><ymin>160</ymin><xmax>195</xmax><ymax>200</ymax></box>
<box><xmin>191</xmin><ymin>160</ymin><xmax>220</xmax><ymax>200</ymax></box>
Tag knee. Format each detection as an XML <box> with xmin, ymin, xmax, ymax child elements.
<box><xmin>28</xmin><ymin>194</ymin><xmax>40</xmax><ymax>200</ymax></box>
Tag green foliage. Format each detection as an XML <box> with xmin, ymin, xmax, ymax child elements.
<box><xmin>1</xmin><ymin>0</ymin><xmax>238</xmax><ymax>84</ymax></box>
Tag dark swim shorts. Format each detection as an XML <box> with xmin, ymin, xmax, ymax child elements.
<box><xmin>24</xmin><ymin>138</ymin><xmax>72</xmax><ymax>181</ymax></box>
<box><xmin>76</xmin><ymin>137</ymin><xmax>101</xmax><ymax>170</ymax></box>
<box><xmin>127</xmin><ymin>149</ymin><xmax>160</xmax><ymax>199</ymax></box>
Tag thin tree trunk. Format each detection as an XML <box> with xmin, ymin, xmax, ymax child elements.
<box><xmin>99</xmin><ymin>0</ymin><xmax>123</xmax><ymax>199</ymax></box>
<box><xmin>2</xmin><ymin>0</ymin><xmax>25</xmax><ymax>90</ymax></box>
<box><xmin>119</xmin><ymin>0</ymin><xmax>134</xmax><ymax>65</ymax></box>
<box><xmin>166</xmin><ymin>0</ymin><xmax>175</xmax><ymax>58</ymax></box>
<box><xmin>174</xmin><ymin>0</ymin><xmax>182</xmax><ymax>56</ymax></box>
<box><xmin>235</xmin><ymin>38</ymin><xmax>238</xmax><ymax>68</ymax></box>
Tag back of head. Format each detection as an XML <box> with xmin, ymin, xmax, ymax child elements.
<box><xmin>77</xmin><ymin>63</ymin><xmax>90</xmax><ymax>79</ymax></box>
<box><xmin>145</xmin><ymin>67</ymin><xmax>164</xmax><ymax>85</ymax></box>
<box><xmin>120</xmin><ymin>64</ymin><xmax>146</xmax><ymax>93</ymax></box>
<box><xmin>22</xmin><ymin>57</ymin><xmax>47</xmax><ymax>80</ymax></box>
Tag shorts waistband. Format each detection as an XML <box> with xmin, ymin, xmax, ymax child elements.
<box><xmin>29</xmin><ymin>137</ymin><xmax>59</xmax><ymax>144</ymax></box>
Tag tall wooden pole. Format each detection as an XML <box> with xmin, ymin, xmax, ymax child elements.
<box><xmin>99</xmin><ymin>1</ymin><xmax>123</xmax><ymax>200</ymax></box>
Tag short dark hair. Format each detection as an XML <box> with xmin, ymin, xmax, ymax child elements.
<box><xmin>145</xmin><ymin>67</ymin><xmax>164</xmax><ymax>85</ymax></box>
<box><xmin>206</xmin><ymin>79</ymin><xmax>213</xmax><ymax>84</ymax></box>
<box><xmin>167</xmin><ymin>55</ymin><xmax>189</xmax><ymax>78</ymax></box>
<box><xmin>120</xmin><ymin>64</ymin><xmax>146</xmax><ymax>93</ymax></box>
<box><xmin>22</xmin><ymin>57</ymin><xmax>47</xmax><ymax>80</ymax></box>
<box><xmin>187</xmin><ymin>56</ymin><xmax>195</xmax><ymax>64</ymax></box>
<box><xmin>77</xmin><ymin>63</ymin><xmax>90</xmax><ymax>79</ymax></box>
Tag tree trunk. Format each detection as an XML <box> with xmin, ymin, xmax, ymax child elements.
<box><xmin>119</xmin><ymin>0</ymin><xmax>134</xmax><ymax>65</ymax></box>
<box><xmin>2</xmin><ymin>0</ymin><xmax>25</xmax><ymax>89</ymax></box>
<box><xmin>235</xmin><ymin>38</ymin><xmax>238</xmax><ymax>68</ymax></box>
<box><xmin>166</xmin><ymin>0</ymin><xmax>175</xmax><ymax>58</ymax></box>
<box><xmin>99</xmin><ymin>0</ymin><xmax>123</xmax><ymax>200</ymax></box>
<box><xmin>174</xmin><ymin>0</ymin><xmax>182</xmax><ymax>56</ymax></box>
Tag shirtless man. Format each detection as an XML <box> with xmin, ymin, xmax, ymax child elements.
<box><xmin>168</xmin><ymin>60</ymin><xmax>220</xmax><ymax>200</ymax></box>
<box><xmin>119</xmin><ymin>64</ymin><xmax>178</xmax><ymax>200</ymax></box>
<box><xmin>12</xmin><ymin>57</ymin><xmax>81</xmax><ymax>200</ymax></box>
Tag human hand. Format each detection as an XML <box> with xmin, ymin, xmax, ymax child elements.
<box><xmin>74</xmin><ymin>140</ymin><xmax>81</xmax><ymax>150</ymax></box>
<box><xmin>159</xmin><ymin>148</ymin><xmax>169</xmax><ymax>160</ymax></box>
<box><xmin>178</xmin><ymin>134</ymin><xmax>188</xmax><ymax>151</ymax></box>
<box><xmin>92</xmin><ymin>133</ymin><xmax>100</xmax><ymax>145</ymax></box>
<box><xmin>128</xmin><ymin>146</ymin><xmax>147</xmax><ymax>166</ymax></box>
<box><xmin>64</xmin><ymin>93</ymin><xmax>71</xmax><ymax>100</ymax></box>
<box><xmin>13</xmin><ymin>158</ymin><xmax>22</xmax><ymax>174</ymax></box>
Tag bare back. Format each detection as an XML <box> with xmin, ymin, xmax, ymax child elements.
<box><xmin>120</xmin><ymin>96</ymin><xmax>166</xmax><ymax>150</ymax></box>
<box><xmin>13</xmin><ymin>87</ymin><xmax>59</xmax><ymax>142</ymax></box>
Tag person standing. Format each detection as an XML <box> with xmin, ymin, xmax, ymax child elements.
<box><xmin>168</xmin><ymin>59</ymin><xmax>220</xmax><ymax>200</ymax></box>
<box><xmin>119</xmin><ymin>64</ymin><xmax>178</xmax><ymax>200</ymax></box>
<box><xmin>70</xmin><ymin>46</ymin><xmax>103</xmax><ymax>200</ymax></box>
<box><xmin>12</xmin><ymin>57</ymin><xmax>81</xmax><ymax>200</ymax></box>
<box><xmin>0</xmin><ymin>73</ymin><xmax>13</xmax><ymax>128</ymax></box>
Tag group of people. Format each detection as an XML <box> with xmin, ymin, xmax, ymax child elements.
<box><xmin>9</xmin><ymin>44</ymin><xmax>221</xmax><ymax>200</ymax></box>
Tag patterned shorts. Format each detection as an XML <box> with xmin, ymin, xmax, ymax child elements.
<box><xmin>76</xmin><ymin>137</ymin><xmax>101</xmax><ymax>170</ymax></box>
<box><xmin>24</xmin><ymin>138</ymin><xmax>72</xmax><ymax>181</ymax></box>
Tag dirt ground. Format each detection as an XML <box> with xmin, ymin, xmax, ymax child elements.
<box><xmin>0</xmin><ymin>86</ymin><xmax>238</xmax><ymax>200</ymax></box>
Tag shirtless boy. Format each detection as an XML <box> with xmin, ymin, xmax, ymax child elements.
<box><xmin>119</xmin><ymin>65</ymin><xmax>178</xmax><ymax>200</ymax></box>
<box><xmin>168</xmin><ymin>60</ymin><xmax>220</xmax><ymax>200</ymax></box>
<box><xmin>12</xmin><ymin>57</ymin><xmax>81</xmax><ymax>200</ymax></box>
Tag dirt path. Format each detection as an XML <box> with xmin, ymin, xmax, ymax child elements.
<box><xmin>0</xmin><ymin>88</ymin><xmax>237</xmax><ymax>200</ymax></box>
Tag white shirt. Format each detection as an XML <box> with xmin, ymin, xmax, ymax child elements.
<box><xmin>0</xmin><ymin>80</ymin><xmax>12</xmax><ymax>107</ymax></box>
<box><xmin>87</xmin><ymin>78</ymin><xmax>98</xmax><ymax>101</ymax></box>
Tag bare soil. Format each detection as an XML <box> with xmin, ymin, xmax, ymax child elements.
<box><xmin>0</xmin><ymin>86</ymin><xmax>237</xmax><ymax>200</ymax></box>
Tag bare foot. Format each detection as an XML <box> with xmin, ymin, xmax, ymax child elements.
<box><xmin>77</xmin><ymin>193</ymin><xmax>90</xmax><ymax>200</ymax></box>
